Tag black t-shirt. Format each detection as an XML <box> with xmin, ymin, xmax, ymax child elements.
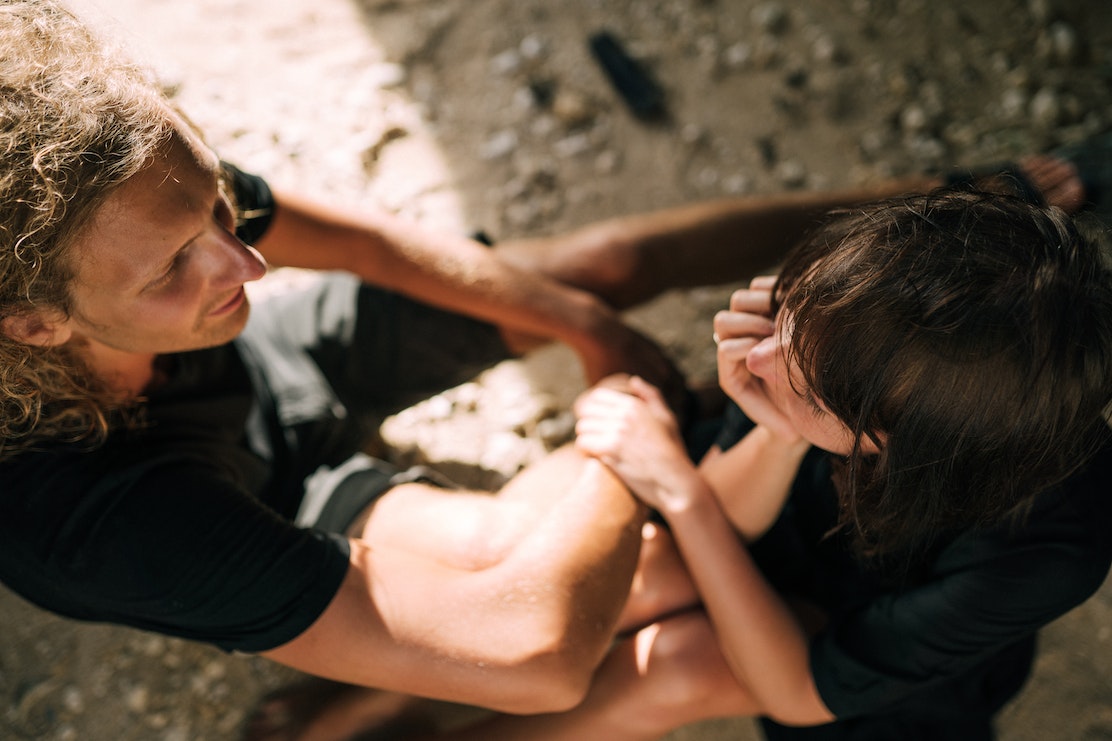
<box><xmin>0</xmin><ymin>344</ymin><xmax>351</xmax><ymax>653</ymax></box>
<box><xmin>715</xmin><ymin>404</ymin><xmax>1112</xmax><ymax>719</ymax></box>
<box><xmin>0</xmin><ymin>167</ymin><xmax>350</xmax><ymax>653</ymax></box>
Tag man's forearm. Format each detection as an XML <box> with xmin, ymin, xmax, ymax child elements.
<box><xmin>254</xmin><ymin>189</ymin><xmax>659</xmax><ymax>383</ymax></box>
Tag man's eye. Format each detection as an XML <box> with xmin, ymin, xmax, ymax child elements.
<box><xmin>148</xmin><ymin>260</ymin><xmax>179</xmax><ymax>290</ymax></box>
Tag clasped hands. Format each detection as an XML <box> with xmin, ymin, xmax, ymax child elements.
<box><xmin>575</xmin><ymin>275</ymin><xmax>803</xmax><ymax>511</ymax></box>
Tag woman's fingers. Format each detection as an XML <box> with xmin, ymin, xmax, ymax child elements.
<box><xmin>714</xmin><ymin>310</ymin><xmax>774</xmax><ymax>344</ymax></box>
<box><xmin>749</xmin><ymin>274</ymin><xmax>777</xmax><ymax>291</ymax></box>
<box><xmin>729</xmin><ymin>288</ymin><xmax>772</xmax><ymax>315</ymax></box>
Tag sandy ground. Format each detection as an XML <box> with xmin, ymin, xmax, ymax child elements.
<box><xmin>2</xmin><ymin>0</ymin><xmax>1111</xmax><ymax>739</ymax></box>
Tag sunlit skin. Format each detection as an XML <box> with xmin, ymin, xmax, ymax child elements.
<box><xmin>44</xmin><ymin>117</ymin><xmax>269</xmax><ymax>395</ymax></box>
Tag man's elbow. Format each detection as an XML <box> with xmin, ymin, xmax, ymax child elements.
<box><xmin>478</xmin><ymin>622</ymin><xmax>601</xmax><ymax>714</ymax></box>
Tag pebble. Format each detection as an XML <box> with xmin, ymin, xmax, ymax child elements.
<box><xmin>479</xmin><ymin>129</ymin><xmax>519</xmax><ymax>160</ymax></box>
<box><xmin>1029</xmin><ymin>86</ymin><xmax>1063</xmax><ymax>128</ymax></box>
<box><xmin>125</xmin><ymin>685</ymin><xmax>149</xmax><ymax>714</ymax></box>
<box><xmin>751</xmin><ymin>2</ymin><xmax>789</xmax><ymax>35</ymax></box>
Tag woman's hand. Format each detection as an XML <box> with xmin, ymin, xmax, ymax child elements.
<box><xmin>575</xmin><ymin>376</ymin><xmax>703</xmax><ymax>513</ymax></box>
<box><xmin>713</xmin><ymin>276</ymin><xmax>801</xmax><ymax>443</ymax></box>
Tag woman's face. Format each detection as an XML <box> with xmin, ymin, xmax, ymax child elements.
<box><xmin>745</xmin><ymin>313</ymin><xmax>878</xmax><ymax>456</ymax></box>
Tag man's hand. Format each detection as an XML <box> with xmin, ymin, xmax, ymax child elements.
<box><xmin>575</xmin><ymin>318</ymin><xmax>688</xmax><ymax>419</ymax></box>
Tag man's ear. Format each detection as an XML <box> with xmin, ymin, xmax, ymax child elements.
<box><xmin>1</xmin><ymin>311</ymin><xmax>73</xmax><ymax>347</ymax></box>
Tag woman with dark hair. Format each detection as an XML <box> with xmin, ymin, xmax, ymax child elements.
<box><xmin>570</xmin><ymin>187</ymin><xmax>1112</xmax><ymax>740</ymax></box>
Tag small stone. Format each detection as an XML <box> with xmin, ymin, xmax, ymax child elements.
<box><xmin>424</xmin><ymin>394</ymin><xmax>454</xmax><ymax>421</ymax></box>
<box><xmin>1029</xmin><ymin>87</ymin><xmax>1062</xmax><ymax>128</ymax></box>
<box><xmin>775</xmin><ymin>159</ymin><xmax>807</xmax><ymax>188</ymax></box>
<box><xmin>61</xmin><ymin>686</ymin><xmax>84</xmax><ymax>714</ymax></box>
<box><xmin>551</xmin><ymin>89</ymin><xmax>595</xmax><ymax>127</ymax></box>
<box><xmin>680</xmin><ymin>123</ymin><xmax>708</xmax><ymax>147</ymax></box>
<box><xmin>125</xmin><ymin>685</ymin><xmax>149</xmax><ymax>714</ymax></box>
<box><xmin>1038</xmin><ymin>21</ymin><xmax>1083</xmax><ymax>66</ymax></box>
<box><xmin>811</xmin><ymin>34</ymin><xmax>843</xmax><ymax>65</ymax></box>
<box><xmin>900</xmin><ymin>104</ymin><xmax>930</xmax><ymax>134</ymax></box>
<box><xmin>722</xmin><ymin>173</ymin><xmax>753</xmax><ymax>194</ymax></box>
<box><xmin>1001</xmin><ymin>88</ymin><xmax>1029</xmax><ymax>120</ymax></box>
<box><xmin>366</xmin><ymin>62</ymin><xmax>407</xmax><ymax>89</ymax></box>
<box><xmin>594</xmin><ymin>149</ymin><xmax>621</xmax><ymax>174</ymax></box>
<box><xmin>553</xmin><ymin>132</ymin><xmax>592</xmax><ymax>158</ymax></box>
<box><xmin>519</xmin><ymin>34</ymin><xmax>546</xmax><ymax>60</ymax></box>
<box><xmin>479</xmin><ymin>129</ymin><xmax>519</xmax><ymax>160</ymax></box>
<box><xmin>752</xmin><ymin>2</ymin><xmax>789</xmax><ymax>35</ymax></box>
<box><xmin>723</xmin><ymin>41</ymin><xmax>753</xmax><ymax>70</ymax></box>
<box><xmin>490</xmin><ymin>48</ymin><xmax>522</xmax><ymax>76</ymax></box>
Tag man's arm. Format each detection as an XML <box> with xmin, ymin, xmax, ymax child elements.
<box><xmin>251</xmin><ymin>189</ymin><xmax>679</xmax><ymax>390</ymax></box>
<box><xmin>261</xmin><ymin>448</ymin><xmax>646</xmax><ymax>714</ymax></box>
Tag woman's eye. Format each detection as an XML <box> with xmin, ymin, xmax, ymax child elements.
<box><xmin>803</xmin><ymin>392</ymin><xmax>825</xmax><ymax>416</ymax></box>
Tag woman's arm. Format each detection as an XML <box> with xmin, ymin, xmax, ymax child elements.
<box><xmin>660</xmin><ymin>472</ymin><xmax>834</xmax><ymax>725</ymax></box>
<box><xmin>575</xmin><ymin>378</ymin><xmax>832</xmax><ymax>725</ymax></box>
<box><xmin>698</xmin><ymin>426</ymin><xmax>810</xmax><ymax>541</ymax></box>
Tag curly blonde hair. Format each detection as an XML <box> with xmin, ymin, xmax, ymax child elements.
<box><xmin>0</xmin><ymin>0</ymin><xmax>174</xmax><ymax>457</ymax></box>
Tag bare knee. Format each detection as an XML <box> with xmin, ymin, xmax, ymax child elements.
<box><xmin>620</xmin><ymin>522</ymin><xmax>699</xmax><ymax>632</ymax></box>
<box><xmin>632</xmin><ymin>611</ymin><xmax>756</xmax><ymax>723</ymax></box>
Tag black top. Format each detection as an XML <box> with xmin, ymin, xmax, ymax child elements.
<box><xmin>0</xmin><ymin>167</ymin><xmax>350</xmax><ymax>653</ymax></box>
<box><xmin>714</xmin><ymin>404</ymin><xmax>1112</xmax><ymax>719</ymax></box>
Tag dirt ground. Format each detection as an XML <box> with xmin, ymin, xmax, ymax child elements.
<box><xmin>2</xmin><ymin>0</ymin><xmax>1111</xmax><ymax>739</ymax></box>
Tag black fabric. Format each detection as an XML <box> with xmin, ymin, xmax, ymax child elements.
<box><xmin>710</xmin><ymin>402</ymin><xmax>1112</xmax><ymax>730</ymax></box>
<box><xmin>0</xmin><ymin>344</ymin><xmax>351</xmax><ymax>653</ymax></box>
<box><xmin>223</xmin><ymin>161</ymin><xmax>275</xmax><ymax>244</ymax></box>
<box><xmin>0</xmin><ymin>167</ymin><xmax>511</xmax><ymax>653</ymax></box>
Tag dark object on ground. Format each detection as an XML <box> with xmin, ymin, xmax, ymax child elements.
<box><xmin>588</xmin><ymin>30</ymin><xmax>666</xmax><ymax>121</ymax></box>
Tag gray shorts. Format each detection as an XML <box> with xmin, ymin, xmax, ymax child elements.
<box><xmin>236</xmin><ymin>271</ymin><xmax>509</xmax><ymax>530</ymax></box>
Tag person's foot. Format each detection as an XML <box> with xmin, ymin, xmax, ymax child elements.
<box><xmin>241</xmin><ymin>679</ymin><xmax>434</xmax><ymax>741</ymax></box>
<box><xmin>1017</xmin><ymin>154</ymin><xmax>1086</xmax><ymax>213</ymax></box>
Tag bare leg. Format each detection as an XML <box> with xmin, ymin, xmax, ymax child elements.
<box><xmin>494</xmin><ymin>176</ymin><xmax>937</xmax><ymax>309</ymax></box>
<box><xmin>420</xmin><ymin>610</ymin><xmax>757</xmax><ymax>741</ymax></box>
<box><xmin>616</xmin><ymin>521</ymin><xmax>700</xmax><ymax>634</ymax></box>
<box><xmin>497</xmin><ymin>155</ymin><xmax>1084</xmax><ymax>310</ymax></box>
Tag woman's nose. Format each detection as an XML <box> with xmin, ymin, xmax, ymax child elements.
<box><xmin>746</xmin><ymin>335</ymin><xmax>777</xmax><ymax>378</ymax></box>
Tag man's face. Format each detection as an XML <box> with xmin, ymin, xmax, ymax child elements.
<box><xmin>58</xmin><ymin>126</ymin><xmax>268</xmax><ymax>356</ymax></box>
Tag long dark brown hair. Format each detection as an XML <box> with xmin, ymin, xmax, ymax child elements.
<box><xmin>775</xmin><ymin>189</ymin><xmax>1112</xmax><ymax>561</ymax></box>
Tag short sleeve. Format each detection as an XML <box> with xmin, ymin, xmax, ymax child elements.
<box><xmin>3</xmin><ymin>454</ymin><xmax>349</xmax><ymax>653</ymax></box>
<box><xmin>222</xmin><ymin>161</ymin><xmax>275</xmax><ymax>245</ymax></box>
<box><xmin>811</xmin><ymin>518</ymin><xmax>1112</xmax><ymax>718</ymax></box>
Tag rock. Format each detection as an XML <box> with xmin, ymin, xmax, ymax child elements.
<box><xmin>1029</xmin><ymin>87</ymin><xmax>1063</xmax><ymax>128</ymax></box>
<box><xmin>124</xmin><ymin>685</ymin><xmax>149</xmax><ymax>714</ymax></box>
<box><xmin>551</xmin><ymin>89</ymin><xmax>596</xmax><ymax>128</ymax></box>
<box><xmin>479</xmin><ymin>129</ymin><xmax>519</xmax><ymax>160</ymax></box>
<box><xmin>751</xmin><ymin>2</ymin><xmax>790</xmax><ymax>35</ymax></box>
<box><xmin>774</xmin><ymin>159</ymin><xmax>807</xmax><ymax>188</ymax></box>
<box><xmin>723</xmin><ymin>41</ymin><xmax>753</xmax><ymax>70</ymax></box>
<box><xmin>1037</xmin><ymin>21</ymin><xmax>1083</xmax><ymax>66</ymax></box>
